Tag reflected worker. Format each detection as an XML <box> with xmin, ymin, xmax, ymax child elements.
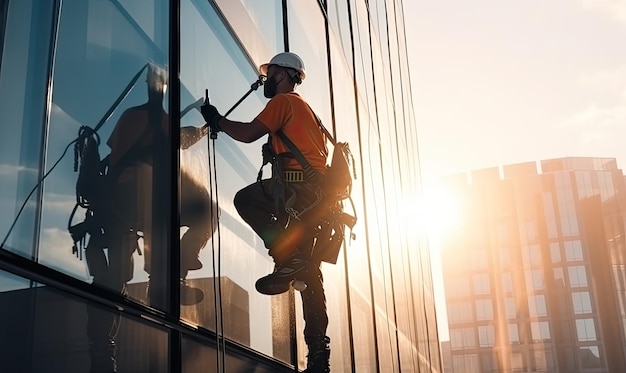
<box><xmin>106</xmin><ymin>64</ymin><xmax>216</xmax><ymax>296</ymax></box>
<box><xmin>87</xmin><ymin>63</ymin><xmax>216</xmax><ymax>372</ymax></box>
<box><xmin>201</xmin><ymin>52</ymin><xmax>332</xmax><ymax>373</ymax></box>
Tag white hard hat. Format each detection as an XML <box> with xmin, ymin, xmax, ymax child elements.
<box><xmin>259</xmin><ymin>52</ymin><xmax>306</xmax><ymax>80</ymax></box>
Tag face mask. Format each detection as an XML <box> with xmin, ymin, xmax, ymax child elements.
<box><xmin>264</xmin><ymin>74</ymin><xmax>283</xmax><ymax>98</ymax></box>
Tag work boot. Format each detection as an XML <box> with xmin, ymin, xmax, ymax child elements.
<box><xmin>181</xmin><ymin>255</ymin><xmax>203</xmax><ymax>271</ymax></box>
<box><xmin>180</xmin><ymin>278</ymin><xmax>205</xmax><ymax>305</ymax></box>
<box><xmin>255</xmin><ymin>254</ymin><xmax>312</xmax><ymax>295</ymax></box>
<box><xmin>303</xmin><ymin>336</ymin><xmax>330</xmax><ymax>373</ymax></box>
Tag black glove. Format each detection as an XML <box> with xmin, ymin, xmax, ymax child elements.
<box><xmin>201</xmin><ymin>102</ymin><xmax>223</xmax><ymax>133</ymax></box>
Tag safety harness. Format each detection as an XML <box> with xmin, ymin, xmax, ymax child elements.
<box><xmin>257</xmin><ymin>109</ymin><xmax>357</xmax><ymax>264</ymax></box>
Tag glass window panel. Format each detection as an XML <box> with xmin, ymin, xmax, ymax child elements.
<box><xmin>575</xmin><ymin>318</ymin><xmax>597</xmax><ymax>341</ymax></box>
<box><xmin>238</xmin><ymin>0</ymin><xmax>282</xmax><ymax>53</ymax></box>
<box><xmin>555</xmin><ymin>174</ymin><xmax>579</xmax><ymax>237</ymax></box>
<box><xmin>450</xmin><ymin>327</ymin><xmax>476</xmax><ymax>349</ymax></box>
<box><xmin>568</xmin><ymin>265</ymin><xmax>588</xmax><ymax>288</ymax></box>
<box><xmin>18</xmin><ymin>0</ymin><xmax>173</xmax><ymax>311</ymax></box>
<box><xmin>564</xmin><ymin>240</ymin><xmax>584</xmax><ymax>261</ymax></box>
<box><xmin>533</xmin><ymin>350</ymin><xmax>547</xmax><ymax>371</ymax></box>
<box><xmin>553</xmin><ymin>267</ymin><xmax>565</xmax><ymax>287</ymax></box>
<box><xmin>579</xmin><ymin>346</ymin><xmax>602</xmax><ymax>369</ymax></box>
<box><xmin>287</xmin><ymin>0</ymin><xmax>331</xmax><ymax>124</ymax></box>
<box><xmin>505</xmin><ymin>297</ymin><xmax>516</xmax><ymax>319</ymax></box>
<box><xmin>328</xmin><ymin>0</ymin><xmax>353</xmax><ymax>70</ymax></box>
<box><xmin>481</xmin><ymin>352</ymin><xmax>496</xmax><ymax>372</ymax></box>
<box><xmin>550</xmin><ymin>242</ymin><xmax>561</xmax><ymax>263</ymax></box>
<box><xmin>0</xmin><ymin>0</ymin><xmax>57</xmax><ymax>257</ymax></box>
<box><xmin>575</xmin><ymin>171</ymin><xmax>593</xmax><ymax>199</ymax></box>
<box><xmin>452</xmin><ymin>354</ymin><xmax>479</xmax><ymax>372</ymax></box>
<box><xmin>508</xmin><ymin>323</ymin><xmax>520</xmax><ymax>344</ymax></box>
<box><xmin>543</xmin><ymin>192</ymin><xmax>558</xmax><ymax>238</ymax></box>
<box><xmin>530</xmin><ymin>321</ymin><xmax>550</xmax><ymax>341</ymax></box>
<box><xmin>572</xmin><ymin>292</ymin><xmax>592</xmax><ymax>314</ymax></box>
<box><xmin>478</xmin><ymin>325</ymin><xmax>494</xmax><ymax>347</ymax></box>
<box><xmin>448</xmin><ymin>301</ymin><xmax>473</xmax><ymax>324</ymax></box>
<box><xmin>528</xmin><ymin>295</ymin><xmax>547</xmax><ymax>317</ymax></box>
<box><xmin>502</xmin><ymin>272</ymin><xmax>513</xmax><ymax>293</ymax></box>
<box><xmin>598</xmin><ymin>171</ymin><xmax>615</xmax><ymax>201</ymax></box>
<box><xmin>511</xmin><ymin>352</ymin><xmax>524</xmax><ymax>371</ymax></box>
<box><xmin>447</xmin><ymin>276</ymin><xmax>471</xmax><ymax>298</ymax></box>
<box><xmin>521</xmin><ymin>245</ymin><xmax>541</xmax><ymax>268</ymax></box>
<box><xmin>0</xmin><ymin>269</ymin><xmax>169</xmax><ymax>372</ymax></box>
<box><xmin>525</xmin><ymin>270</ymin><xmax>544</xmax><ymax>291</ymax></box>
<box><xmin>475</xmin><ymin>299</ymin><xmax>493</xmax><ymax>321</ymax></box>
<box><xmin>179</xmin><ymin>0</ymin><xmax>292</xmax><ymax>361</ymax></box>
<box><xmin>329</xmin><ymin>21</ymin><xmax>376</xmax><ymax>372</ymax></box>
<box><xmin>211</xmin><ymin>0</ymin><xmax>281</xmax><ymax>65</ymax></box>
<box><xmin>472</xmin><ymin>273</ymin><xmax>490</xmax><ymax>295</ymax></box>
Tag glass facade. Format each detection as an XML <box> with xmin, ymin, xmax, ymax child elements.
<box><xmin>0</xmin><ymin>1</ymin><xmax>441</xmax><ymax>372</ymax></box>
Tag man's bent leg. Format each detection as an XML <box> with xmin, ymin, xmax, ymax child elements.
<box><xmin>180</xmin><ymin>172</ymin><xmax>216</xmax><ymax>273</ymax></box>
<box><xmin>234</xmin><ymin>181</ymin><xmax>286</xmax><ymax>250</ymax></box>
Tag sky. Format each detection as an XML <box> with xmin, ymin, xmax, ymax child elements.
<box><xmin>403</xmin><ymin>0</ymin><xmax>626</xmax><ymax>341</ymax></box>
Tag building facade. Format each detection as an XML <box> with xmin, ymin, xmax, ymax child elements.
<box><xmin>441</xmin><ymin>157</ymin><xmax>626</xmax><ymax>373</ymax></box>
<box><xmin>0</xmin><ymin>1</ymin><xmax>441</xmax><ymax>372</ymax></box>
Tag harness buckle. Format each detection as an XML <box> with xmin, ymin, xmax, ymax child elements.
<box><xmin>284</xmin><ymin>170</ymin><xmax>305</xmax><ymax>182</ymax></box>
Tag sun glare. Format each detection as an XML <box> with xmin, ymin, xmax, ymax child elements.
<box><xmin>413</xmin><ymin>185</ymin><xmax>460</xmax><ymax>239</ymax></box>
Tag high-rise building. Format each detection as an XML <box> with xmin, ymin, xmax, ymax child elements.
<box><xmin>0</xmin><ymin>1</ymin><xmax>441</xmax><ymax>372</ymax></box>
<box><xmin>441</xmin><ymin>157</ymin><xmax>626</xmax><ymax>373</ymax></box>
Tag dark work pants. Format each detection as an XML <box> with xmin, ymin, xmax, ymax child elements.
<box><xmin>234</xmin><ymin>180</ymin><xmax>329</xmax><ymax>341</ymax></box>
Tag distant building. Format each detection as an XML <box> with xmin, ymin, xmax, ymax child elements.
<box><xmin>441</xmin><ymin>157</ymin><xmax>626</xmax><ymax>373</ymax></box>
<box><xmin>440</xmin><ymin>341</ymin><xmax>454</xmax><ymax>373</ymax></box>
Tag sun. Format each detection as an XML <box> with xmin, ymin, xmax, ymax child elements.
<box><xmin>412</xmin><ymin>184</ymin><xmax>460</xmax><ymax>239</ymax></box>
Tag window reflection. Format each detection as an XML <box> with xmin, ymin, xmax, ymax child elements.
<box><xmin>579</xmin><ymin>346</ymin><xmax>602</xmax><ymax>368</ymax></box>
<box><xmin>572</xmin><ymin>291</ymin><xmax>592</xmax><ymax>314</ymax></box>
<box><xmin>478</xmin><ymin>325</ymin><xmax>494</xmax><ymax>347</ymax></box>
<box><xmin>475</xmin><ymin>299</ymin><xmax>493</xmax><ymax>320</ymax></box>
<box><xmin>508</xmin><ymin>323</ymin><xmax>519</xmax><ymax>344</ymax></box>
<box><xmin>530</xmin><ymin>321</ymin><xmax>550</xmax><ymax>341</ymax></box>
<box><xmin>0</xmin><ymin>0</ymin><xmax>57</xmax><ymax>258</ymax></box>
<box><xmin>568</xmin><ymin>265</ymin><xmax>588</xmax><ymax>288</ymax></box>
<box><xmin>575</xmin><ymin>318</ymin><xmax>596</xmax><ymax>341</ymax></box>
<box><xmin>472</xmin><ymin>273</ymin><xmax>490</xmax><ymax>294</ymax></box>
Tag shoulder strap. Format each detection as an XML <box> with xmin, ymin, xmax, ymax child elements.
<box><xmin>305</xmin><ymin>103</ymin><xmax>336</xmax><ymax>146</ymax></box>
<box><xmin>276</xmin><ymin>131</ymin><xmax>320</xmax><ymax>183</ymax></box>
<box><xmin>274</xmin><ymin>103</ymin><xmax>334</xmax><ymax>182</ymax></box>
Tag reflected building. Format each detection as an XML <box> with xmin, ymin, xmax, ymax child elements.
<box><xmin>441</xmin><ymin>157</ymin><xmax>626</xmax><ymax>372</ymax></box>
<box><xmin>0</xmin><ymin>1</ymin><xmax>441</xmax><ymax>372</ymax></box>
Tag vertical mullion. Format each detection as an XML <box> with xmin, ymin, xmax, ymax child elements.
<box><xmin>168</xmin><ymin>0</ymin><xmax>181</xmax><ymax>371</ymax></box>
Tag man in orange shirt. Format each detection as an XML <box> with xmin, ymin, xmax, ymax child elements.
<box><xmin>202</xmin><ymin>52</ymin><xmax>331</xmax><ymax>373</ymax></box>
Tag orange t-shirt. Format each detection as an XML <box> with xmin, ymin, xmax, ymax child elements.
<box><xmin>107</xmin><ymin>105</ymin><xmax>169</xmax><ymax>169</ymax></box>
<box><xmin>255</xmin><ymin>92</ymin><xmax>328</xmax><ymax>172</ymax></box>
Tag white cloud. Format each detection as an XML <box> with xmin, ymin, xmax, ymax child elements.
<box><xmin>38</xmin><ymin>227</ymin><xmax>91</xmax><ymax>280</ymax></box>
<box><xmin>580</xmin><ymin>0</ymin><xmax>626</xmax><ymax>22</ymax></box>
<box><xmin>42</xmin><ymin>192</ymin><xmax>77</xmax><ymax>212</ymax></box>
<box><xmin>580</xmin><ymin>64</ymin><xmax>626</xmax><ymax>86</ymax></box>
<box><xmin>562</xmin><ymin>103</ymin><xmax>626</xmax><ymax>129</ymax></box>
<box><xmin>0</xmin><ymin>164</ymin><xmax>38</xmax><ymax>176</ymax></box>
